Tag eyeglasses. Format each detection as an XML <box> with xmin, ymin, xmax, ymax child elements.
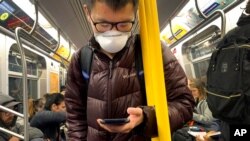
<box><xmin>3</xmin><ymin>111</ymin><xmax>14</xmax><ymax>117</ymax></box>
<box><xmin>89</xmin><ymin>15</ymin><xmax>135</xmax><ymax>33</ymax></box>
<box><xmin>2</xmin><ymin>106</ymin><xmax>16</xmax><ymax>117</ymax></box>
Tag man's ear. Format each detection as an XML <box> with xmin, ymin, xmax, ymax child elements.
<box><xmin>51</xmin><ymin>104</ymin><xmax>57</xmax><ymax>111</ymax></box>
<box><xmin>83</xmin><ymin>4</ymin><xmax>91</xmax><ymax>22</ymax></box>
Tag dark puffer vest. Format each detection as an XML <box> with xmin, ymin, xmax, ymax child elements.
<box><xmin>65</xmin><ymin>35</ymin><xmax>194</xmax><ymax>141</ymax></box>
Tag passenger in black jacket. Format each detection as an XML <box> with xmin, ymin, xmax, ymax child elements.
<box><xmin>30</xmin><ymin>93</ymin><xmax>66</xmax><ymax>141</ymax></box>
<box><xmin>196</xmin><ymin>1</ymin><xmax>250</xmax><ymax>141</ymax></box>
<box><xmin>216</xmin><ymin>3</ymin><xmax>250</xmax><ymax>141</ymax></box>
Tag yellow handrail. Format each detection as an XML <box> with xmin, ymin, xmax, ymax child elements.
<box><xmin>139</xmin><ymin>0</ymin><xmax>171</xmax><ymax>140</ymax></box>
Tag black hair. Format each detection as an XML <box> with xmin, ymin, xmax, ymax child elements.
<box><xmin>85</xmin><ymin>0</ymin><xmax>138</xmax><ymax>11</ymax></box>
<box><xmin>44</xmin><ymin>93</ymin><xmax>64</xmax><ymax>111</ymax></box>
<box><xmin>43</xmin><ymin>93</ymin><xmax>50</xmax><ymax>99</ymax></box>
<box><xmin>246</xmin><ymin>0</ymin><xmax>250</xmax><ymax>14</ymax></box>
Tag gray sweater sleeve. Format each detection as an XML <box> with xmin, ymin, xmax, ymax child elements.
<box><xmin>15</xmin><ymin>123</ymin><xmax>44</xmax><ymax>139</ymax></box>
<box><xmin>193</xmin><ymin>100</ymin><xmax>215</xmax><ymax>125</ymax></box>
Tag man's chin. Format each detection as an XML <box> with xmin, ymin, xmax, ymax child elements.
<box><xmin>4</xmin><ymin>122</ymin><xmax>12</xmax><ymax>127</ymax></box>
<box><xmin>3</xmin><ymin>120</ymin><xmax>15</xmax><ymax>127</ymax></box>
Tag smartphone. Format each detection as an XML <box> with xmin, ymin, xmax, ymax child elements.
<box><xmin>100</xmin><ymin>118</ymin><xmax>130</xmax><ymax>125</ymax></box>
<box><xmin>189</xmin><ymin>126</ymin><xmax>204</xmax><ymax>132</ymax></box>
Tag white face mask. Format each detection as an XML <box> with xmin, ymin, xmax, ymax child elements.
<box><xmin>94</xmin><ymin>30</ymin><xmax>131</xmax><ymax>53</ymax></box>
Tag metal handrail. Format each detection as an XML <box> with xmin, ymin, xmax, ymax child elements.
<box><xmin>0</xmin><ymin>105</ymin><xmax>24</xmax><ymax>118</ymax></box>
<box><xmin>14</xmin><ymin>27</ymin><xmax>29</xmax><ymax>141</ymax></box>
<box><xmin>14</xmin><ymin>27</ymin><xmax>69</xmax><ymax>63</ymax></box>
<box><xmin>14</xmin><ymin>27</ymin><xmax>71</xmax><ymax>141</ymax></box>
<box><xmin>29</xmin><ymin>0</ymin><xmax>38</xmax><ymax>35</ymax></box>
<box><xmin>11</xmin><ymin>1</ymin><xmax>38</xmax><ymax>140</ymax></box>
<box><xmin>66</xmin><ymin>41</ymin><xmax>72</xmax><ymax>60</ymax></box>
<box><xmin>0</xmin><ymin>26</ymin><xmax>62</xmax><ymax>63</ymax></box>
<box><xmin>194</xmin><ymin>0</ymin><xmax>226</xmax><ymax>37</ymax></box>
<box><xmin>0</xmin><ymin>127</ymin><xmax>24</xmax><ymax>140</ymax></box>
<box><xmin>169</xmin><ymin>19</ymin><xmax>178</xmax><ymax>40</ymax></box>
<box><xmin>194</xmin><ymin>0</ymin><xmax>206</xmax><ymax>19</ymax></box>
<box><xmin>30</xmin><ymin>0</ymin><xmax>67</xmax><ymax>62</ymax></box>
<box><xmin>0</xmin><ymin>105</ymin><xmax>25</xmax><ymax>140</ymax></box>
<box><xmin>169</xmin><ymin>0</ymin><xmax>244</xmax><ymax>48</ymax></box>
<box><xmin>54</xmin><ymin>29</ymin><xmax>61</xmax><ymax>52</ymax></box>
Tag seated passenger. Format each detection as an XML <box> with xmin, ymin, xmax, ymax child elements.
<box><xmin>189</xmin><ymin>79</ymin><xmax>220</xmax><ymax>131</ymax></box>
<box><xmin>30</xmin><ymin>93</ymin><xmax>66</xmax><ymax>141</ymax></box>
<box><xmin>172</xmin><ymin>79</ymin><xmax>219</xmax><ymax>141</ymax></box>
<box><xmin>35</xmin><ymin>93</ymin><xmax>50</xmax><ymax>112</ymax></box>
<box><xmin>0</xmin><ymin>94</ymin><xmax>44</xmax><ymax>141</ymax></box>
<box><xmin>28</xmin><ymin>98</ymin><xmax>36</xmax><ymax>121</ymax></box>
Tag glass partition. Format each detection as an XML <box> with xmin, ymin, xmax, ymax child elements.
<box><xmin>9</xmin><ymin>77</ymin><xmax>38</xmax><ymax>101</ymax></box>
<box><xmin>9</xmin><ymin>44</ymin><xmax>38</xmax><ymax>76</ymax></box>
<box><xmin>8</xmin><ymin>43</ymin><xmax>46</xmax><ymax>101</ymax></box>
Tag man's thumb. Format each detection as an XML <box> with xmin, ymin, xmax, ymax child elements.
<box><xmin>127</xmin><ymin>107</ymin><xmax>142</xmax><ymax>115</ymax></box>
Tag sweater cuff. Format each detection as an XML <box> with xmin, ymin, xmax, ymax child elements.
<box><xmin>133</xmin><ymin>106</ymin><xmax>158</xmax><ymax>138</ymax></box>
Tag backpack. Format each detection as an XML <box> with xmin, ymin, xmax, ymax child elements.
<box><xmin>80</xmin><ymin>35</ymin><xmax>146</xmax><ymax>101</ymax></box>
<box><xmin>206</xmin><ymin>38</ymin><xmax>250</xmax><ymax>123</ymax></box>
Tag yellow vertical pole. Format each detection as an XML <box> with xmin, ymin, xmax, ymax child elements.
<box><xmin>139</xmin><ymin>0</ymin><xmax>171</xmax><ymax>141</ymax></box>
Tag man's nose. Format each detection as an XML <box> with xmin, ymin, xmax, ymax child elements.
<box><xmin>5</xmin><ymin>112</ymin><xmax>15</xmax><ymax>117</ymax></box>
<box><xmin>111</xmin><ymin>25</ymin><xmax>118</xmax><ymax>31</ymax></box>
<box><xmin>9</xmin><ymin>112</ymin><xmax>15</xmax><ymax>117</ymax></box>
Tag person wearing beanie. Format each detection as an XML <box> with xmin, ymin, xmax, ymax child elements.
<box><xmin>0</xmin><ymin>94</ymin><xmax>44</xmax><ymax>141</ymax></box>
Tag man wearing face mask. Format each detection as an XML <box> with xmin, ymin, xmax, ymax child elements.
<box><xmin>65</xmin><ymin>0</ymin><xmax>195</xmax><ymax>141</ymax></box>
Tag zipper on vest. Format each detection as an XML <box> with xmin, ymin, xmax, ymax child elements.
<box><xmin>109</xmin><ymin>61</ymin><xmax>113</xmax><ymax>79</ymax></box>
<box><xmin>108</xmin><ymin>60</ymin><xmax>113</xmax><ymax>119</ymax></box>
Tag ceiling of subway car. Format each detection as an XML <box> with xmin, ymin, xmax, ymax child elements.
<box><xmin>34</xmin><ymin>0</ymin><xmax>188</xmax><ymax>49</ymax></box>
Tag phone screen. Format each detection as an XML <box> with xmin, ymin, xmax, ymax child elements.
<box><xmin>100</xmin><ymin>118</ymin><xmax>130</xmax><ymax>125</ymax></box>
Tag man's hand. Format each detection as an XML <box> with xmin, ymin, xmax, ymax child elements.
<box><xmin>97</xmin><ymin>107</ymin><xmax>144</xmax><ymax>133</ymax></box>
<box><xmin>9</xmin><ymin>136</ymin><xmax>20</xmax><ymax>141</ymax></box>
<box><xmin>196</xmin><ymin>131</ymin><xmax>218</xmax><ymax>141</ymax></box>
